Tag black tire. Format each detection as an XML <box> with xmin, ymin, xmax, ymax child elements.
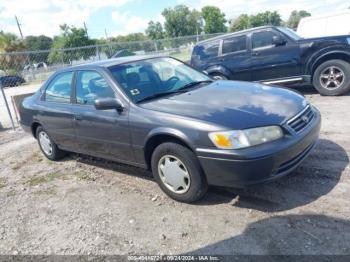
<box><xmin>151</xmin><ymin>142</ymin><xmax>208</xmax><ymax>203</ymax></box>
<box><xmin>313</xmin><ymin>59</ymin><xmax>350</xmax><ymax>96</ymax></box>
<box><xmin>36</xmin><ymin>126</ymin><xmax>66</xmax><ymax>161</ymax></box>
<box><xmin>210</xmin><ymin>73</ymin><xmax>228</xmax><ymax>80</ymax></box>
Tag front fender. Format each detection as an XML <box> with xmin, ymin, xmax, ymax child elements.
<box><xmin>305</xmin><ymin>49</ymin><xmax>350</xmax><ymax>75</ymax></box>
<box><xmin>144</xmin><ymin>127</ymin><xmax>195</xmax><ymax>151</ymax></box>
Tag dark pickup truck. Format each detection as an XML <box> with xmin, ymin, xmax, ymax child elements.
<box><xmin>191</xmin><ymin>26</ymin><xmax>350</xmax><ymax>96</ymax></box>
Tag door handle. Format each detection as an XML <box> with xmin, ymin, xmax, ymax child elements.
<box><xmin>74</xmin><ymin>115</ymin><xmax>82</xmax><ymax>121</ymax></box>
<box><xmin>252</xmin><ymin>51</ymin><xmax>259</xmax><ymax>56</ymax></box>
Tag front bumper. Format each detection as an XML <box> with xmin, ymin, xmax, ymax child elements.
<box><xmin>196</xmin><ymin>107</ymin><xmax>321</xmax><ymax>187</ymax></box>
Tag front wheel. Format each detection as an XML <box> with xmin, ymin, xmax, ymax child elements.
<box><xmin>151</xmin><ymin>142</ymin><xmax>208</xmax><ymax>203</ymax></box>
<box><xmin>313</xmin><ymin>59</ymin><xmax>350</xmax><ymax>96</ymax></box>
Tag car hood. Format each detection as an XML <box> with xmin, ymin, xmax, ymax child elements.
<box><xmin>140</xmin><ymin>81</ymin><xmax>307</xmax><ymax>129</ymax></box>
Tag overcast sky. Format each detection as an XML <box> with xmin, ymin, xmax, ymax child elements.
<box><xmin>0</xmin><ymin>0</ymin><xmax>348</xmax><ymax>38</ymax></box>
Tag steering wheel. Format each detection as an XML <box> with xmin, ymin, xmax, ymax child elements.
<box><xmin>163</xmin><ymin>76</ymin><xmax>180</xmax><ymax>90</ymax></box>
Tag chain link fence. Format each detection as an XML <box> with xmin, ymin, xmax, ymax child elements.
<box><xmin>0</xmin><ymin>32</ymin><xmax>224</xmax><ymax>129</ymax></box>
<box><xmin>0</xmin><ymin>33</ymin><xmax>223</xmax><ymax>88</ymax></box>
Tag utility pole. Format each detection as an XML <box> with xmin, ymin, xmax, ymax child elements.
<box><xmin>83</xmin><ymin>22</ymin><xmax>89</xmax><ymax>38</ymax></box>
<box><xmin>15</xmin><ymin>15</ymin><xmax>24</xmax><ymax>39</ymax></box>
<box><xmin>104</xmin><ymin>28</ymin><xmax>109</xmax><ymax>40</ymax></box>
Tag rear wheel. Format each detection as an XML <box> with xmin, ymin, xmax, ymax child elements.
<box><xmin>313</xmin><ymin>59</ymin><xmax>350</xmax><ymax>96</ymax></box>
<box><xmin>151</xmin><ymin>142</ymin><xmax>208</xmax><ymax>203</ymax></box>
<box><xmin>36</xmin><ymin>126</ymin><xmax>66</xmax><ymax>160</ymax></box>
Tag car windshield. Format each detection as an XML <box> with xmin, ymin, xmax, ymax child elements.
<box><xmin>108</xmin><ymin>57</ymin><xmax>212</xmax><ymax>103</ymax></box>
<box><xmin>277</xmin><ymin>27</ymin><xmax>302</xmax><ymax>40</ymax></box>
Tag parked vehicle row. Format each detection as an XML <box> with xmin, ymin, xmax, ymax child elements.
<box><xmin>19</xmin><ymin>56</ymin><xmax>321</xmax><ymax>202</ymax></box>
<box><xmin>190</xmin><ymin>26</ymin><xmax>350</xmax><ymax>96</ymax></box>
<box><xmin>0</xmin><ymin>75</ymin><xmax>25</xmax><ymax>87</ymax></box>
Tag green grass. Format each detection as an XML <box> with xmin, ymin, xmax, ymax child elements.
<box><xmin>75</xmin><ymin>171</ymin><xmax>95</xmax><ymax>181</ymax></box>
<box><xmin>6</xmin><ymin>190</ymin><xmax>16</xmax><ymax>197</ymax></box>
<box><xmin>33</xmin><ymin>187</ymin><xmax>56</xmax><ymax>196</ymax></box>
<box><xmin>26</xmin><ymin>172</ymin><xmax>67</xmax><ymax>187</ymax></box>
<box><xmin>170</xmin><ymin>49</ymin><xmax>192</xmax><ymax>62</ymax></box>
<box><xmin>0</xmin><ymin>178</ymin><xmax>6</xmax><ymax>189</ymax></box>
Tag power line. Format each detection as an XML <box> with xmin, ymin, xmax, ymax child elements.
<box><xmin>15</xmin><ymin>15</ymin><xmax>24</xmax><ymax>39</ymax></box>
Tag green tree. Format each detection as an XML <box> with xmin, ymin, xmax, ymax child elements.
<box><xmin>229</xmin><ymin>14</ymin><xmax>250</xmax><ymax>32</ymax></box>
<box><xmin>162</xmin><ymin>5</ymin><xmax>202</xmax><ymax>37</ymax></box>
<box><xmin>24</xmin><ymin>35</ymin><xmax>53</xmax><ymax>63</ymax></box>
<box><xmin>0</xmin><ymin>31</ymin><xmax>26</xmax><ymax>53</ymax></box>
<box><xmin>145</xmin><ymin>21</ymin><xmax>164</xmax><ymax>40</ymax></box>
<box><xmin>229</xmin><ymin>11</ymin><xmax>282</xmax><ymax>32</ymax></box>
<box><xmin>48</xmin><ymin>24</ymin><xmax>95</xmax><ymax>64</ymax></box>
<box><xmin>249</xmin><ymin>11</ymin><xmax>282</xmax><ymax>27</ymax></box>
<box><xmin>24</xmin><ymin>35</ymin><xmax>52</xmax><ymax>51</ymax></box>
<box><xmin>201</xmin><ymin>6</ymin><xmax>227</xmax><ymax>34</ymax></box>
<box><xmin>286</xmin><ymin>10</ymin><xmax>311</xmax><ymax>29</ymax></box>
<box><xmin>0</xmin><ymin>31</ymin><xmax>26</xmax><ymax>73</ymax></box>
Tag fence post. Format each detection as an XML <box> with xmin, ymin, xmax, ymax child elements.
<box><xmin>0</xmin><ymin>83</ymin><xmax>15</xmax><ymax>131</ymax></box>
<box><xmin>96</xmin><ymin>45</ymin><xmax>101</xmax><ymax>60</ymax></box>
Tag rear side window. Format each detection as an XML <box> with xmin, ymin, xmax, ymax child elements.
<box><xmin>252</xmin><ymin>31</ymin><xmax>279</xmax><ymax>49</ymax></box>
<box><xmin>222</xmin><ymin>35</ymin><xmax>247</xmax><ymax>54</ymax></box>
<box><xmin>192</xmin><ymin>41</ymin><xmax>219</xmax><ymax>59</ymax></box>
<box><xmin>45</xmin><ymin>72</ymin><xmax>73</xmax><ymax>103</ymax></box>
<box><xmin>75</xmin><ymin>71</ymin><xmax>116</xmax><ymax>105</ymax></box>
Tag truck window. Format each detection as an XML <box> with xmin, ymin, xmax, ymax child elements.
<box><xmin>222</xmin><ymin>35</ymin><xmax>247</xmax><ymax>54</ymax></box>
<box><xmin>252</xmin><ymin>31</ymin><xmax>279</xmax><ymax>49</ymax></box>
<box><xmin>192</xmin><ymin>41</ymin><xmax>219</xmax><ymax>59</ymax></box>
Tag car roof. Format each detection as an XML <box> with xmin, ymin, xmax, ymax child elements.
<box><xmin>57</xmin><ymin>54</ymin><xmax>166</xmax><ymax>72</ymax></box>
<box><xmin>197</xmin><ymin>26</ymin><xmax>277</xmax><ymax>45</ymax></box>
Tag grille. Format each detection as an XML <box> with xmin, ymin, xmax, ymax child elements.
<box><xmin>288</xmin><ymin>106</ymin><xmax>314</xmax><ymax>133</ymax></box>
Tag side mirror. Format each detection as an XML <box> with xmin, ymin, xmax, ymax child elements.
<box><xmin>272</xmin><ymin>36</ymin><xmax>286</xmax><ymax>46</ymax></box>
<box><xmin>94</xmin><ymin>98</ymin><xmax>124</xmax><ymax>111</ymax></box>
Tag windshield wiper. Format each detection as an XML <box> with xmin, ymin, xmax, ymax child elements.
<box><xmin>137</xmin><ymin>80</ymin><xmax>213</xmax><ymax>104</ymax></box>
<box><xmin>177</xmin><ymin>80</ymin><xmax>213</xmax><ymax>91</ymax></box>
<box><xmin>137</xmin><ymin>91</ymin><xmax>180</xmax><ymax>103</ymax></box>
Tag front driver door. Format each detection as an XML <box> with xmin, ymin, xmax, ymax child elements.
<box><xmin>249</xmin><ymin>29</ymin><xmax>300</xmax><ymax>81</ymax></box>
<box><xmin>70</xmin><ymin>70</ymin><xmax>133</xmax><ymax>163</ymax></box>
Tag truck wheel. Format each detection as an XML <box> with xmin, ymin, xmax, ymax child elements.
<box><xmin>36</xmin><ymin>126</ymin><xmax>66</xmax><ymax>161</ymax></box>
<box><xmin>151</xmin><ymin>142</ymin><xmax>208</xmax><ymax>203</ymax></box>
<box><xmin>313</xmin><ymin>59</ymin><xmax>350</xmax><ymax>96</ymax></box>
<box><xmin>210</xmin><ymin>73</ymin><xmax>228</xmax><ymax>80</ymax></box>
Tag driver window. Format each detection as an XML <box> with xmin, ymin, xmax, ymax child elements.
<box><xmin>76</xmin><ymin>71</ymin><xmax>115</xmax><ymax>105</ymax></box>
<box><xmin>252</xmin><ymin>31</ymin><xmax>279</xmax><ymax>49</ymax></box>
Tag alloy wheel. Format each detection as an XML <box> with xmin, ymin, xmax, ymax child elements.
<box><xmin>320</xmin><ymin>66</ymin><xmax>345</xmax><ymax>90</ymax></box>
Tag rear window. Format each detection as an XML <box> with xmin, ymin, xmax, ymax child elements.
<box><xmin>192</xmin><ymin>41</ymin><xmax>219</xmax><ymax>59</ymax></box>
<box><xmin>222</xmin><ymin>35</ymin><xmax>247</xmax><ymax>54</ymax></box>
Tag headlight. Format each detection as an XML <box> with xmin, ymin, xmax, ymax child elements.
<box><xmin>209</xmin><ymin>126</ymin><xmax>283</xmax><ymax>149</ymax></box>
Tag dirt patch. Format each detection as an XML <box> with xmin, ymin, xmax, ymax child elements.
<box><xmin>0</xmin><ymin>87</ymin><xmax>349</xmax><ymax>255</ymax></box>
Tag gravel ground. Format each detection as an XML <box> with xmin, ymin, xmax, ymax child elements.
<box><xmin>0</xmin><ymin>86</ymin><xmax>349</xmax><ymax>255</ymax></box>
